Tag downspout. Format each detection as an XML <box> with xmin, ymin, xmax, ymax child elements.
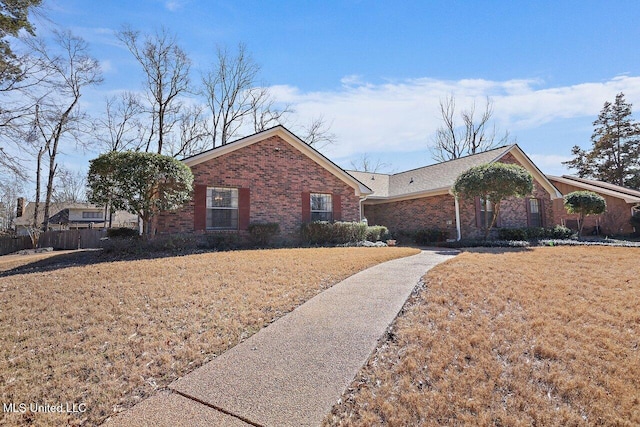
<box><xmin>359</xmin><ymin>195</ymin><xmax>368</xmax><ymax>222</ymax></box>
<box><xmin>454</xmin><ymin>195</ymin><xmax>461</xmax><ymax>241</ymax></box>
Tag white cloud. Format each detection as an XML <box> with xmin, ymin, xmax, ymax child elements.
<box><xmin>164</xmin><ymin>1</ymin><xmax>185</xmax><ymax>11</ymax></box>
<box><xmin>268</xmin><ymin>75</ymin><xmax>640</xmax><ymax>161</ymax></box>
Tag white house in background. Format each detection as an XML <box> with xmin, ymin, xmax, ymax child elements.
<box><xmin>13</xmin><ymin>199</ymin><xmax>139</xmax><ymax>236</ymax></box>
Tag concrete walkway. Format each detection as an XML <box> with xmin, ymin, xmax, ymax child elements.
<box><xmin>106</xmin><ymin>249</ymin><xmax>457</xmax><ymax>427</ymax></box>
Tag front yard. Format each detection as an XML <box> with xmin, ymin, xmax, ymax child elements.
<box><xmin>0</xmin><ymin>247</ymin><xmax>419</xmax><ymax>426</ymax></box>
<box><xmin>324</xmin><ymin>246</ymin><xmax>640</xmax><ymax>426</ymax></box>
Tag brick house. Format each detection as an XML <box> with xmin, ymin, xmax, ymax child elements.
<box><xmin>156</xmin><ymin>126</ymin><xmax>373</xmax><ymax>241</ymax></box>
<box><xmin>547</xmin><ymin>175</ymin><xmax>640</xmax><ymax>235</ymax></box>
<box><xmin>348</xmin><ymin>145</ymin><xmax>563</xmax><ymax>240</ymax></box>
<box><xmin>158</xmin><ymin>128</ymin><xmax>568</xmax><ymax>241</ymax></box>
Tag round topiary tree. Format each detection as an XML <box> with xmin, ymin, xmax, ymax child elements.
<box><xmin>453</xmin><ymin>162</ymin><xmax>534</xmax><ymax>239</ymax></box>
<box><xmin>88</xmin><ymin>151</ymin><xmax>194</xmax><ymax>238</ymax></box>
<box><xmin>563</xmin><ymin>191</ymin><xmax>606</xmax><ymax>237</ymax></box>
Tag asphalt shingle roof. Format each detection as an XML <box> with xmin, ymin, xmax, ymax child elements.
<box><xmin>348</xmin><ymin>145</ymin><xmax>513</xmax><ymax>199</ymax></box>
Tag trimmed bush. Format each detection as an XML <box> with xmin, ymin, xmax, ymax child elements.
<box><xmin>365</xmin><ymin>225</ymin><xmax>388</xmax><ymax>242</ymax></box>
<box><xmin>497</xmin><ymin>226</ymin><xmax>573</xmax><ymax>241</ymax></box>
<box><xmin>248</xmin><ymin>222</ymin><xmax>280</xmax><ymax>247</ymax></box>
<box><xmin>300</xmin><ymin>221</ymin><xmax>334</xmax><ymax>245</ymax></box>
<box><xmin>301</xmin><ymin>221</ymin><xmax>381</xmax><ymax>245</ymax></box>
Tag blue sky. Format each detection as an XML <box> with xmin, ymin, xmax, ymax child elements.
<box><xmin>35</xmin><ymin>0</ymin><xmax>640</xmax><ymax>176</ymax></box>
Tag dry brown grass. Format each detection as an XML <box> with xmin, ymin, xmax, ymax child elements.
<box><xmin>325</xmin><ymin>246</ymin><xmax>640</xmax><ymax>427</ymax></box>
<box><xmin>0</xmin><ymin>246</ymin><xmax>419</xmax><ymax>426</ymax></box>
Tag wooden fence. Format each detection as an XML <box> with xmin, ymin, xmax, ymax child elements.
<box><xmin>0</xmin><ymin>235</ymin><xmax>32</xmax><ymax>256</ymax></box>
<box><xmin>0</xmin><ymin>229</ymin><xmax>108</xmax><ymax>255</ymax></box>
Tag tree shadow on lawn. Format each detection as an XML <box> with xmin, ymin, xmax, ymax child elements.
<box><xmin>0</xmin><ymin>248</ymin><xmax>211</xmax><ymax>278</ymax></box>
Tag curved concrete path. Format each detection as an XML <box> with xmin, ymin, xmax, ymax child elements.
<box><xmin>106</xmin><ymin>248</ymin><xmax>457</xmax><ymax>427</ymax></box>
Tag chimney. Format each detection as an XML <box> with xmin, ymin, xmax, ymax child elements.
<box><xmin>16</xmin><ymin>197</ymin><xmax>24</xmax><ymax>218</ymax></box>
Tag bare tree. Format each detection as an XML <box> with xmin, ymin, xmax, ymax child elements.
<box><xmin>0</xmin><ymin>172</ymin><xmax>24</xmax><ymax>234</ymax></box>
<box><xmin>250</xmin><ymin>86</ymin><xmax>290</xmax><ymax>133</ymax></box>
<box><xmin>52</xmin><ymin>166</ymin><xmax>86</xmax><ymax>203</ymax></box>
<box><xmin>349</xmin><ymin>153</ymin><xmax>389</xmax><ymax>173</ymax></box>
<box><xmin>301</xmin><ymin>116</ymin><xmax>336</xmax><ymax>149</ymax></box>
<box><xmin>430</xmin><ymin>95</ymin><xmax>513</xmax><ymax>162</ymax></box>
<box><xmin>96</xmin><ymin>92</ymin><xmax>146</xmax><ymax>152</ymax></box>
<box><xmin>165</xmin><ymin>103</ymin><xmax>209</xmax><ymax>158</ymax></box>
<box><xmin>117</xmin><ymin>26</ymin><xmax>191</xmax><ymax>154</ymax></box>
<box><xmin>201</xmin><ymin>43</ymin><xmax>267</xmax><ymax>146</ymax></box>
<box><xmin>26</xmin><ymin>30</ymin><xmax>102</xmax><ymax>231</ymax></box>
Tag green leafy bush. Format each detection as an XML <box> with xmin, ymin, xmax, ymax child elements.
<box><xmin>365</xmin><ymin>225</ymin><xmax>388</xmax><ymax>242</ymax></box>
<box><xmin>248</xmin><ymin>222</ymin><xmax>280</xmax><ymax>247</ymax></box>
<box><xmin>498</xmin><ymin>226</ymin><xmax>573</xmax><ymax>241</ymax></box>
<box><xmin>301</xmin><ymin>221</ymin><xmax>379</xmax><ymax>245</ymax></box>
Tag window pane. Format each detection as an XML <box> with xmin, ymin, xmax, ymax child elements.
<box><xmin>529</xmin><ymin>199</ymin><xmax>541</xmax><ymax>227</ymax></box>
<box><xmin>207</xmin><ymin>187</ymin><xmax>238</xmax><ymax>208</ymax></box>
<box><xmin>480</xmin><ymin>198</ymin><xmax>493</xmax><ymax>212</ymax></box>
<box><xmin>311</xmin><ymin>193</ymin><xmax>332</xmax><ymax>212</ymax></box>
<box><xmin>206</xmin><ymin>187</ymin><xmax>239</xmax><ymax>229</ymax></box>
<box><xmin>311</xmin><ymin>211</ymin><xmax>333</xmax><ymax>222</ymax></box>
<box><xmin>207</xmin><ymin>208</ymin><xmax>238</xmax><ymax>229</ymax></box>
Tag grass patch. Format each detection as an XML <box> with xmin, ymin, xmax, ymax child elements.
<box><xmin>324</xmin><ymin>246</ymin><xmax>640</xmax><ymax>426</ymax></box>
<box><xmin>0</xmin><ymin>246</ymin><xmax>419</xmax><ymax>426</ymax></box>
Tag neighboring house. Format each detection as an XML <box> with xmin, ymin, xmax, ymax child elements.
<box><xmin>349</xmin><ymin>145</ymin><xmax>562</xmax><ymax>240</ymax></box>
<box><xmin>547</xmin><ymin>175</ymin><xmax>640</xmax><ymax>235</ymax></box>
<box><xmin>156</xmin><ymin>126</ymin><xmax>373</xmax><ymax>241</ymax></box>
<box><xmin>14</xmin><ymin>200</ymin><xmax>139</xmax><ymax>236</ymax></box>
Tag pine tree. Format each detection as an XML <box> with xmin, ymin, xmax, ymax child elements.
<box><xmin>564</xmin><ymin>92</ymin><xmax>640</xmax><ymax>189</ymax></box>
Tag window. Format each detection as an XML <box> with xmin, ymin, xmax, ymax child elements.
<box><xmin>528</xmin><ymin>198</ymin><xmax>541</xmax><ymax>227</ymax></box>
<box><xmin>206</xmin><ymin>187</ymin><xmax>238</xmax><ymax>229</ymax></box>
<box><xmin>479</xmin><ymin>198</ymin><xmax>494</xmax><ymax>227</ymax></box>
<box><xmin>82</xmin><ymin>211</ymin><xmax>103</xmax><ymax>219</ymax></box>
<box><xmin>311</xmin><ymin>193</ymin><xmax>332</xmax><ymax>222</ymax></box>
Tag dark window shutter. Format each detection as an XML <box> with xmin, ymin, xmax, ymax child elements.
<box><xmin>539</xmin><ymin>199</ymin><xmax>545</xmax><ymax>227</ymax></box>
<box><xmin>194</xmin><ymin>185</ymin><xmax>207</xmax><ymax>231</ymax></box>
<box><xmin>475</xmin><ymin>197</ymin><xmax>482</xmax><ymax>228</ymax></box>
<box><xmin>525</xmin><ymin>198</ymin><xmax>532</xmax><ymax>227</ymax></box>
<box><xmin>301</xmin><ymin>192</ymin><xmax>311</xmax><ymax>223</ymax></box>
<box><xmin>333</xmin><ymin>194</ymin><xmax>342</xmax><ymax>222</ymax></box>
<box><xmin>496</xmin><ymin>203</ymin><xmax>502</xmax><ymax>228</ymax></box>
<box><xmin>238</xmin><ymin>188</ymin><xmax>250</xmax><ymax>230</ymax></box>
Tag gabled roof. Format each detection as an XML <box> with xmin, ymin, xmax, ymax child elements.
<box><xmin>183</xmin><ymin>125</ymin><xmax>372</xmax><ymax>196</ymax></box>
<box><xmin>547</xmin><ymin>175</ymin><xmax>640</xmax><ymax>204</ymax></box>
<box><xmin>348</xmin><ymin>144</ymin><xmax>562</xmax><ymax>201</ymax></box>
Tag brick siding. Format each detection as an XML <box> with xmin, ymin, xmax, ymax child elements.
<box><xmin>363</xmin><ymin>152</ymin><xmax>555</xmax><ymax>239</ymax></box>
<box><xmin>364</xmin><ymin>194</ymin><xmax>457</xmax><ymax>239</ymax></box>
<box><xmin>157</xmin><ymin>135</ymin><xmax>361</xmax><ymax>241</ymax></box>
<box><xmin>550</xmin><ymin>180</ymin><xmax>635</xmax><ymax>235</ymax></box>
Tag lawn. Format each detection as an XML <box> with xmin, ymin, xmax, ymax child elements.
<box><xmin>324</xmin><ymin>246</ymin><xmax>640</xmax><ymax>427</ymax></box>
<box><xmin>0</xmin><ymin>246</ymin><xmax>419</xmax><ymax>426</ymax></box>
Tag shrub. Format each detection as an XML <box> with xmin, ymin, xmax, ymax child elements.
<box><xmin>106</xmin><ymin>227</ymin><xmax>140</xmax><ymax>238</ymax></box>
<box><xmin>247</xmin><ymin>222</ymin><xmax>280</xmax><ymax>247</ymax></box>
<box><xmin>200</xmin><ymin>233</ymin><xmax>242</xmax><ymax>251</ymax></box>
<box><xmin>414</xmin><ymin>228</ymin><xmax>448</xmax><ymax>245</ymax></box>
<box><xmin>365</xmin><ymin>225</ymin><xmax>388</xmax><ymax>242</ymax></box>
<box><xmin>498</xmin><ymin>226</ymin><xmax>574</xmax><ymax>241</ymax></box>
<box><xmin>300</xmin><ymin>221</ymin><xmax>372</xmax><ymax>245</ymax></box>
<box><xmin>300</xmin><ymin>221</ymin><xmax>334</xmax><ymax>245</ymax></box>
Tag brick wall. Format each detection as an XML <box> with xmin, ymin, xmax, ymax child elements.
<box><xmin>364</xmin><ymin>194</ymin><xmax>457</xmax><ymax>239</ymax></box>
<box><xmin>550</xmin><ymin>180</ymin><xmax>635</xmax><ymax>235</ymax></box>
<box><xmin>157</xmin><ymin>135</ymin><xmax>361</xmax><ymax>241</ymax></box>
